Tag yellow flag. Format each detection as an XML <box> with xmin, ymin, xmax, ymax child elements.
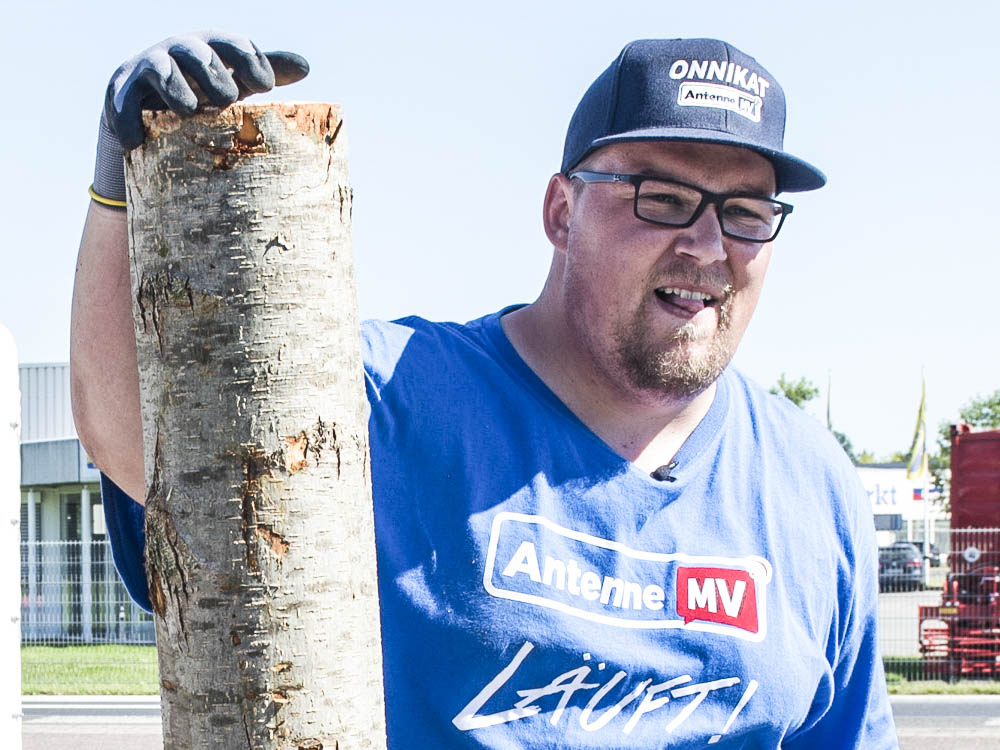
<box><xmin>906</xmin><ymin>378</ymin><xmax>929</xmax><ymax>480</ymax></box>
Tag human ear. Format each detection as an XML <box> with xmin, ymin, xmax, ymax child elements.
<box><xmin>542</xmin><ymin>173</ymin><xmax>573</xmax><ymax>253</ymax></box>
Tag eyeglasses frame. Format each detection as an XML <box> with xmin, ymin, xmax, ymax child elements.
<box><xmin>567</xmin><ymin>170</ymin><xmax>794</xmax><ymax>243</ymax></box>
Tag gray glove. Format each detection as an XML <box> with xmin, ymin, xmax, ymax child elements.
<box><xmin>92</xmin><ymin>30</ymin><xmax>308</xmax><ymax>206</ymax></box>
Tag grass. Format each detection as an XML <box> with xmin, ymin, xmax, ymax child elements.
<box><xmin>22</xmin><ymin>645</ymin><xmax>159</xmax><ymax>695</ymax></box>
<box><xmin>888</xmin><ymin>677</ymin><xmax>1000</xmax><ymax>695</ymax></box>
<box><xmin>20</xmin><ymin>645</ymin><xmax>1000</xmax><ymax>696</ymax></box>
<box><xmin>884</xmin><ymin>656</ymin><xmax>1000</xmax><ymax>694</ymax></box>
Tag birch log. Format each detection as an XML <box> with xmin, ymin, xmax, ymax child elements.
<box><xmin>125</xmin><ymin>103</ymin><xmax>386</xmax><ymax>750</ymax></box>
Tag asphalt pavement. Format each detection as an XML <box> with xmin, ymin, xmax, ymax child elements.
<box><xmin>879</xmin><ymin>588</ymin><xmax>944</xmax><ymax>658</ymax></box>
<box><xmin>20</xmin><ymin>694</ymin><xmax>1000</xmax><ymax>748</ymax></box>
<box><xmin>22</xmin><ymin>695</ymin><xmax>162</xmax><ymax>750</ymax></box>
<box><xmin>892</xmin><ymin>695</ymin><xmax>1000</xmax><ymax>750</ymax></box>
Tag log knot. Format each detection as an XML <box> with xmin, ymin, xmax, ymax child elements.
<box><xmin>256</xmin><ymin>525</ymin><xmax>289</xmax><ymax>559</ymax></box>
<box><xmin>145</xmin><ymin>487</ymin><xmax>195</xmax><ymax>641</ymax></box>
<box><xmin>135</xmin><ymin>271</ymin><xmax>222</xmax><ymax>358</ymax></box>
<box><xmin>239</xmin><ymin>419</ymin><xmax>340</xmax><ymax>573</ymax></box>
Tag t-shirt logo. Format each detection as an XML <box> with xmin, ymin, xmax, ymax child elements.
<box><xmin>484</xmin><ymin>512</ymin><xmax>772</xmax><ymax>641</ymax></box>
<box><xmin>676</xmin><ymin>566</ymin><xmax>760</xmax><ymax>634</ymax></box>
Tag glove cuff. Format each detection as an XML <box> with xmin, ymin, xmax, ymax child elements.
<box><xmin>92</xmin><ymin>115</ymin><xmax>126</xmax><ymax>206</ymax></box>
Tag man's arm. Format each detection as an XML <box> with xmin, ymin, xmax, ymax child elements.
<box><xmin>783</xmin><ymin>472</ymin><xmax>899</xmax><ymax>749</ymax></box>
<box><xmin>70</xmin><ymin>201</ymin><xmax>145</xmax><ymax>502</ymax></box>
<box><xmin>70</xmin><ymin>31</ymin><xmax>309</xmax><ymax>505</ymax></box>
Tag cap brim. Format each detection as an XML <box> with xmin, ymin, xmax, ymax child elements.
<box><xmin>582</xmin><ymin>128</ymin><xmax>826</xmax><ymax>193</ymax></box>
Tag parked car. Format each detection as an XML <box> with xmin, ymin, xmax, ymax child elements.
<box><xmin>907</xmin><ymin>541</ymin><xmax>945</xmax><ymax>568</ymax></box>
<box><xmin>879</xmin><ymin>543</ymin><xmax>925</xmax><ymax>591</ymax></box>
<box><xmin>895</xmin><ymin>540</ymin><xmax>945</xmax><ymax>567</ymax></box>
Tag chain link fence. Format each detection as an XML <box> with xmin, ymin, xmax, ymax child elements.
<box><xmin>880</xmin><ymin>528</ymin><xmax>1000</xmax><ymax>683</ymax></box>
<box><xmin>20</xmin><ymin>539</ymin><xmax>158</xmax><ymax>694</ymax></box>
<box><xmin>21</xmin><ymin>540</ymin><xmax>154</xmax><ymax>645</ymax></box>
<box><xmin>21</xmin><ymin>532</ymin><xmax>1000</xmax><ymax>690</ymax></box>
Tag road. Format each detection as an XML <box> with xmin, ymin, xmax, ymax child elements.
<box><xmin>20</xmin><ymin>694</ymin><xmax>1000</xmax><ymax>748</ymax></box>
<box><xmin>22</xmin><ymin>696</ymin><xmax>162</xmax><ymax>750</ymax></box>
<box><xmin>893</xmin><ymin>695</ymin><xmax>1000</xmax><ymax>749</ymax></box>
<box><xmin>879</xmin><ymin>588</ymin><xmax>943</xmax><ymax>658</ymax></box>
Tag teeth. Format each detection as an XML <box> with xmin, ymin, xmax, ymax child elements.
<box><xmin>658</xmin><ymin>286</ymin><xmax>713</xmax><ymax>301</ymax></box>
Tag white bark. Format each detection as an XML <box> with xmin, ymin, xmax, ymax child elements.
<box><xmin>126</xmin><ymin>103</ymin><xmax>386</xmax><ymax>750</ymax></box>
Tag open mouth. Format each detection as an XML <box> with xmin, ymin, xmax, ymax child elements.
<box><xmin>654</xmin><ymin>286</ymin><xmax>720</xmax><ymax>316</ymax></box>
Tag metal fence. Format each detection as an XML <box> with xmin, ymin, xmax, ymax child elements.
<box><xmin>880</xmin><ymin>528</ymin><xmax>1000</xmax><ymax>683</ymax></box>
<box><xmin>20</xmin><ymin>539</ymin><xmax>154</xmax><ymax>645</ymax></box>
<box><xmin>20</xmin><ymin>532</ymin><xmax>1000</xmax><ymax>687</ymax></box>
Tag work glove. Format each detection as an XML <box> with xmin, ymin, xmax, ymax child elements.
<box><xmin>91</xmin><ymin>30</ymin><xmax>309</xmax><ymax>207</ymax></box>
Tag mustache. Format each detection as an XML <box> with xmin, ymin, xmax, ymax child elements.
<box><xmin>652</xmin><ymin>260</ymin><xmax>734</xmax><ymax>300</ymax></box>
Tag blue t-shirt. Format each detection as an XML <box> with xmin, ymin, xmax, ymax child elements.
<box><xmin>103</xmin><ymin>307</ymin><xmax>898</xmax><ymax>749</ymax></box>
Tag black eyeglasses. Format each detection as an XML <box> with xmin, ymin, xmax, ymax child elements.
<box><xmin>567</xmin><ymin>170</ymin><xmax>793</xmax><ymax>243</ymax></box>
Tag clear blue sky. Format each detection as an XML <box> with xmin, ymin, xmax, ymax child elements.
<box><xmin>3</xmin><ymin>0</ymin><xmax>997</xmax><ymax>459</ymax></box>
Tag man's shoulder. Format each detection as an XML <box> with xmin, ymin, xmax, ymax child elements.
<box><xmin>362</xmin><ymin>309</ymin><xmax>501</xmax><ymax>359</ymax></box>
<box><xmin>722</xmin><ymin>369</ymin><xmax>871</xmax><ymax>540</ymax></box>
<box><xmin>722</xmin><ymin>368</ymin><xmax>855</xmax><ymax>472</ymax></box>
<box><xmin>362</xmin><ymin>312</ymin><xmax>484</xmax><ymax>347</ymax></box>
<box><xmin>360</xmin><ymin>307</ymin><xmax>518</xmax><ymax>398</ymax></box>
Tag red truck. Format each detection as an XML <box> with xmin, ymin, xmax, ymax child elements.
<box><xmin>919</xmin><ymin>426</ymin><xmax>1000</xmax><ymax>678</ymax></box>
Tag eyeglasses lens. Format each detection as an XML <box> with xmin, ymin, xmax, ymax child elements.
<box><xmin>635</xmin><ymin>179</ymin><xmax>783</xmax><ymax>241</ymax></box>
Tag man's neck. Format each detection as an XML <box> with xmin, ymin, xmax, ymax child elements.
<box><xmin>500</xmin><ymin>302</ymin><xmax>717</xmax><ymax>473</ymax></box>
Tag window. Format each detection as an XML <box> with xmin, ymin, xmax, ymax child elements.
<box><xmin>60</xmin><ymin>493</ymin><xmax>81</xmax><ymax>541</ymax></box>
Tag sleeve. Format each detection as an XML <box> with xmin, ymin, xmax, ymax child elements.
<box><xmin>100</xmin><ymin>473</ymin><xmax>152</xmax><ymax>612</ymax></box>
<box><xmin>784</xmin><ymin>473</ymin><xmax>899</xmax><ymax>749</ymax></box>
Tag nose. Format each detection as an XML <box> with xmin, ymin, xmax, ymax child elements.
<box><xmin>672</xmin><ymin>203</ymin><xmax>727</xmax><ymax>266</ymax></box>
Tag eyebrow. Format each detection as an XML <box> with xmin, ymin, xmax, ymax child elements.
<box><xmin>628</xmin><ymin>169</ymin><xmax>776</xmax><ymax>197</ymax></box>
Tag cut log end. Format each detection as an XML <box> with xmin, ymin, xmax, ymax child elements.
<box><xmin>142</xmin><ymin>102</ymin><xmax>344</xmax><ymax>147</ymax></box>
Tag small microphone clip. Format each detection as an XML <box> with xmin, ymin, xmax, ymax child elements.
<box><xmin>650</xmin><ymin>461</ymin><xmax>678</xmax><ymax>482</ymax></box>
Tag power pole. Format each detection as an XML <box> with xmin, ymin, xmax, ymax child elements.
<box><xmin>126</xmin><ymin>104</ymin><xmax>386</xmax><ymax>750</ymax></box>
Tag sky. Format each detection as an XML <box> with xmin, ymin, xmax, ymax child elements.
<box><xmin>2</xmin><ymin>0</ymin><xmax>998</xmax><ymax>459</ymax></box>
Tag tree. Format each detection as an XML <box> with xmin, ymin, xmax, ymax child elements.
<box><xmin>955</xmin><ymin>389</ymin><xmax>1000</xmax><ymax>429</ymax></box>
<box><xmin>882</xmin><ymin>450</ymin><xmax>911</xmax><ymax>464</ymax></box>
<box><xmin>932</xmin><ymin>389</ymin><xmax>1000</xmax><ymax>493</ymax></box>
<box><xmin>769</xmin><ymin>373</ymin><xmax>819</xmax><ymax>408</ymax></box>
<box><xmin>128</xmin><ymin>105</ymin><xmax>386</xmax><ymax>749</ymax></box>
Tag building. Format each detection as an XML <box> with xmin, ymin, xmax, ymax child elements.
<box><xmin>19</xmin><ymin>362</ymin><xmax>152</xmax><ymax>644</ymax></box>
<box><xmin>856</xmin><ymin>461</ymin><xmax>948</xmax><ymax>549</ymax></box>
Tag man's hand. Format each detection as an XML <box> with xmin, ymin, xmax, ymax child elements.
<box><xmin>92</xmin><ymin>31</ymin><xmax>308</xmax><ymax>205</ymax></box>
<box><xmin>105</xmin><ymin>31</ymin><xmax>309</xmax><ymax>150</ymax></box>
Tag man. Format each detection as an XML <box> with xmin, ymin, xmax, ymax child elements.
<box><xmin>72</xmin><ymin>32</ymin><xmax>899</xmax><ymax>748</ymax></box>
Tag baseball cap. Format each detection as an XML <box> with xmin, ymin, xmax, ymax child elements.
<box><xmin>561</xmin><ymin>38</ymin><xmax>826</xmax><ymax>192</ymax></box>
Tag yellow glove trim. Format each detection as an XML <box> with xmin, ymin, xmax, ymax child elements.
<box><xmin>88</xmin><ymin>185</ymin><xmax>127</xmax><ymax>209</ymax></box>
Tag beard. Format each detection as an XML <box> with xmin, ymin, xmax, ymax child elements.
<box><xmin>613</xmin><ymin>280</ymin><xmax>736</xmax><ymax>399</ymax></box>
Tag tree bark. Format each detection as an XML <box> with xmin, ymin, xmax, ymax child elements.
<box><xmin>125</xmin><ymin>103</ymin><xmax>386</xmax><ymax>750</ymax></box>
